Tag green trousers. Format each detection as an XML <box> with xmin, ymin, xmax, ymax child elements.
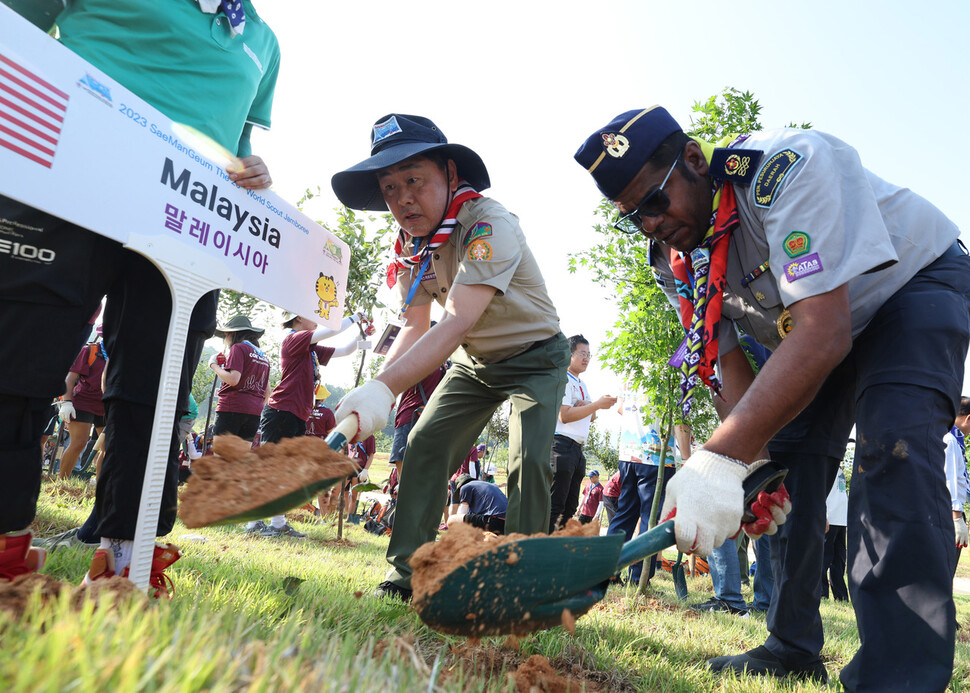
<box><xmin>385</xmin><ymin>334</ymin><xmax>569</xmax><ymax>589</ymax></box>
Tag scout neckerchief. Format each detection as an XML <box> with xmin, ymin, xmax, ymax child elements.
<box><xmin>198</xmin><ymin>0</ymin><xmax>246</xmax><ymax>36</ymax></box>
<box><xmin>385</xmin><ymin>180</ymin><xmax>482</xmax><ymax>289</ymax></box>
<box><xmin>669</xmin><ymin>134</ymin><xmax>747</xmax><ymax>417</ymax></box>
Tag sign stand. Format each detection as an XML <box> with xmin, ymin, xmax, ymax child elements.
<box><xmin>0</xmin><ymin>5</ymin><xmax>349</xmax><ymax>594</ymax></box>
<box><xmin>124</xmin><ymin>234</ymin><xmax>240</xmax><ymax>590</ymax></box>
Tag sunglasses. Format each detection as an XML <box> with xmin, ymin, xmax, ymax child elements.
<box><xmin>612</xmin><ymin>149</ymin><xmax>683</xmax><ymax>235</ymax></box>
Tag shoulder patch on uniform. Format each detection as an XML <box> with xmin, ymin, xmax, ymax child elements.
<box><xmin>754</xmin><ymin>148</ymin><xmax>803</xmax><ymax>208</ymax></box>
<box><xmin>783</xmin><ymin>252</ymin><xmax>823</xmax><ymax>283</ymax></box>
<box><xmin>709</xmin><ymin>148</ymin><xmax>763</xmax><ymax>185</ymax></box>
<box><xmin>783</xmin><ymin>231</ymin><xmax>810</xmax><ymax>258</ymax></box>
<box><xmin>463</xmin><ymin>222</ymin><xmax>492</xmax><ymax>249</ymax></box>
<box><xmin>467</xmin><ymin>239</ymin><xmax>493</xmax><ymax>261</ymax></box>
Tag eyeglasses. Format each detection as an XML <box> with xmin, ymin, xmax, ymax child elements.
<box><xmin>576</xmin><ymin>351</ymin><xmax>592</xmax><ymax>359</ymax></box>
<box><xmin>612</xmin><ymin>149</ymin><xmax>683</xmax><ymax>235</ymax></box>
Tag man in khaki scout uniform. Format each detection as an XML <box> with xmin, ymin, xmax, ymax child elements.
<box><xmin>331</xmin><ymin>114</ymin><xmax>569</xmax><ymax>601</ymax></box>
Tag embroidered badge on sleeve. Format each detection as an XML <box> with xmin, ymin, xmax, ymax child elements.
<box><xmin>463</xmin><ymin>222</ymin><xmax>493</xmax><ymax>249</ymax></box>
<box><xmin>783</xmin><ymin>252</ymin><xmax>823</xmax><ymax>282</ymax></box>
<box><xmin>783</xmin><ymin>231</ymin><xmax>811</xmax><ymax>258</ymax></box>
<box><xmin>754</xmin><ymin>149</ymin><xmax>803</xmax><ymax>208</ymax></box>
<box><xmin>467</xmin><ymin>239</ymin><xmax>493</xmax><ymax>261</ymax></box>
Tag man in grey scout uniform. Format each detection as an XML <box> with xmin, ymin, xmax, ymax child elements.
<box><xmin>575</xmin><ymin>107</ymin><xmax>970</xmax><ymax>692</ymax></box>
<box><xmin>332</xmin><ymin>114</ymin><xmax>569</xmax><ymax>602</ymax></box>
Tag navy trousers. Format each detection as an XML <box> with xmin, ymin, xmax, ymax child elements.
<box><xmin>607</xmin><ymin>461</ymin><xmax>675</xmax><ymax>583</ymax></box>
<box><xmin>762</xmin><ymin>247</ymin><xmax>970</xmax><ymax>692</ymax></box>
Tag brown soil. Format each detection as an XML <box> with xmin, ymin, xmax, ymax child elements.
<box><xmin>0</xmin><ymin>574</ymin><xmax>147</xmax><ymax>619</ymax></box>
<box><xmin>0</xmin><ymin>573</ymin><xmax>66</xmax><ymax>618</ymax></box>
<box><xmin>512</xmin><ymin>654</ymin><xmax>601</xmax><ymax>692</ymax></box>
<box><xmin>179</xmin><ymin>435</ymin><xmax>357</xmax><ymax>527</ymax></box>
<box><xmin>411</xmin><ymin>519</ymin><xmax>598</xmax><ymax>609</ymax></box>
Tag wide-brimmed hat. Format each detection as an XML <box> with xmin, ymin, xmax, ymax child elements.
<box><xmin>331</xmin><ymin>114</ymin><xmax>490</xmax><ymax>211</ymax></box>
<box><xmin>213</xmin><ymin>315</ymin><xmax>265</xmax><ymax>338</ymax></box>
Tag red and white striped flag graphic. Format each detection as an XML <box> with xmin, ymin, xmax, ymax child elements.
<box><xmin>0</xmin><ymin>51</ymin><xmax>69</xmax><ymax>169</ymax></box>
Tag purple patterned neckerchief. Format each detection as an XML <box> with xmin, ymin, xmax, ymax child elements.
<box><xmin>198</xmin><ymin>0</ymin><xmax>246</xmax><ymax>37</ymax></box>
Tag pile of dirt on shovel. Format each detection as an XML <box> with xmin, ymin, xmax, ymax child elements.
<box><xmin>179</xmin><ymin>434</ymin><xmax>358</xmax><ymax>528</ymax></box>
<box><xmin>411</xmin><ymin>519</ymin><xmax>599</xmax><ymax>610</ymax></box>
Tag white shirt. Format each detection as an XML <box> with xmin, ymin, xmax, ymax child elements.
<box><xmin>555</xmin><ymin>371</ymin><xmax>593</xmax><ymax>444</ymax></box>
<box><xmin>943</xmin><ymin>428</ymin><xmax>969</xmax><ymax>512</ymax></box>
<box><xmin>826</xmin><ymin>468</ymin><xmax>848</xmax><ymax>527</ymax></box>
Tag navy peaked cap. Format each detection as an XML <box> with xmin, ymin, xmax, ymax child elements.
<box><xmin>574</xmin><ymin>106</ymin><xmax>682</xmax><ymax>199</ymax></box>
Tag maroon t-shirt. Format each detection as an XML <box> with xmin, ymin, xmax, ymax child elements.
<box><xmin>68</xmin><ymin>343</ymin><xmax>107</xmax><ymax>416</ymax></box>
<box><xmin>580</xmin><ymin>482</ymin><xmax>604</xmax><ymax>516</ymax></box>
<box><xmin>395</xmin><ymin>365</ymin><xmax>446</xmax><ymax>427</ymax></box>
<box><xmin>349</xmin><ymin>435</ymin><xmax>376</xmax><ymax>466</ymax></box>
<box><xmin>306</xmin><ymin>402</ymin><xmax>336</xmax><ymax>438</ymax></box>
<box><xmin>604</xmin><ymin>471</ymin><xmax>621</xmax><ymax>499</ymax></box>
<box><xmin>268</xmin><ymin>330</ymin><xmax>334</xmax><ymax>421</ymax></box>
<box><xmin>450</xmin><ymin>446</ymin><xmax>481</xmax><ymax>482</ymax></box>
<box><xmin>216</xmin><ymin>341</ymin><xmax>271</xmax><ymax>416</ymax></box>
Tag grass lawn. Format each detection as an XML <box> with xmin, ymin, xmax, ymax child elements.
<box><xmin>7</xmin><ymin>467</ymin><xmax>970</xmax><ymax>692</ymax></box>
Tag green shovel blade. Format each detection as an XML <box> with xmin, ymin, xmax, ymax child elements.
<box><xmin>415</xmin><ymin>534</ymin><xmax>624</xmax><ymax>636</ymax></box>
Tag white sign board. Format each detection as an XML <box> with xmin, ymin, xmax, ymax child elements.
<box><xmin>0</xmin><ymin>3</ymin><xmax>349</xmax><ymax>324</ymax></box>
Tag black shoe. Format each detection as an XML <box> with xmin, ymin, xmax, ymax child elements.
<box><xmin>689</xmin><ymin>597</ymin><xmax>747</xmax><ymax>615</ymax></box>
<box><xmin>374</xmin><ymin>580</ymin><xmax>412</xmax><ymax>603</ymax></box>
<box><xmin>708</xmin><ymin>645</ymin><xmax>828</xmax><ymax>684</ymax></box>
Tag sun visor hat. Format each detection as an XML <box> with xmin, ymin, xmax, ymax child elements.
<box><xmin>331</xmin><ymin>114</ymin><xmax>490</xmax><ymax>211</ymax></box>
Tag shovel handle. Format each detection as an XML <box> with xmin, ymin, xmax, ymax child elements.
<box><xmin>325</xmin><ymin>416</ymin><xmax>359</xmax><ymax>452</ymax></box>
<box><xmin>615</xmin><ymin>461</ymin><xmax>788</xmax><ymax>569</ymax></box>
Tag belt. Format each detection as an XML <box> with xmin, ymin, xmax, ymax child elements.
<box><xmin>555</xmin><ymin>433</ymin><xmax>583</xmax><ymax>447</ymax></box>
<box><xmin>520</xmin><ymin>333</ymin><xmax>560</xmax><ymax>356</ymax></box>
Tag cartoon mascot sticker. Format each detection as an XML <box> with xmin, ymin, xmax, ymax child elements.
<box><xmin>314</xmin><ymin>273</ymin><xmax>339</xmax><ymax>320</ymax></box>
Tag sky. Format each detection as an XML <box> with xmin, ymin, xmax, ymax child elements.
<box><xmin>234</xmin><ymin>0</ymin><xmax>970</xmax><ymax>429</ymax></box>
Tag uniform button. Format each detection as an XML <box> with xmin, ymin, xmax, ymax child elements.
<box><xmin>216</xmin><ymin>17</ymin><xmax>221</xmax><ymax>24</ymax></box>
<box><xmin>432</xmin><ymin>293</ymin><xmax>438</xmax><ymax>298</ymax></box>
<box><xmin>434</xmin><ymin>254</ymin><xmax>440</xmax><ymax>260</ymax></box>
<box><xmin>441</xmin><ymin>287</ymin><xmax>447</xmax><ymax>293</ymax></box>
<box><xmin>462</xmin><ymin>343</ymin><xmax>468</xmax><ymax>348</ymax></box>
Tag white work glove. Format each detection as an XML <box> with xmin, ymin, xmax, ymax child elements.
<box><xmin>955</xmin><ymin>516</ymin><xmax>969</xmax><ymax>549</ymax></box>
<box><xmin>659</xmin><ymin>449</ymin><xmax>748</xmax><ymax>556</ymax></box>
<box><xmin>58</xmin><ymin>401</ymin><xmax>76</xmax><ymax>421</ymax></box>
<box><xmin>357</xmin><ymin>468</ymin><xmax>370</xmax><ymax>483</ymax></box>
<box><xmin>357</xmin><ymin>339</ymin><xmax>372</xmax><ymax>351</ymax></box>
<box><xmin>334</xmin><ymin>380</ymin><xmax>395</xmax><ymax>443</ymax></box>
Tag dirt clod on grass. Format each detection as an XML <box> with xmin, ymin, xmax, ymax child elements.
<box><xmin>0</xmin><ymin>573</ymin><xmax>148</xmax><ymax>619</ymax></box>
<box><xmin>179</xmin><ymin>435</ymin><xmax>358</xmax><ymax>527</ymax></box>
<box><xmin>512</xmin><ymin>654</ymin><xmax>599</xmax><ymax>693</ymax></box>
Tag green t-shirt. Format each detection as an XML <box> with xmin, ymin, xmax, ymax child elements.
<box><xmin>55</xmin><ymin>0</ymin><xmax>280</xmax><ymax>155</ymax></box>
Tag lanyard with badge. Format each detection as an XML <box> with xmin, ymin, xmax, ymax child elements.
<box><xmin>374</xmin><ymin>241</ymin><xmax>434</xmax><ymax>355</ymax></box>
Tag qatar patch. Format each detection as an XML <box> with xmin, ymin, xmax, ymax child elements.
<box><xmin>783</xmin><ymin>231</ymin><xmax>810</xmax><ymax>258</ymax></box>
<box><xmin>709</xmin><ymin>148</ymin><xmax>763</xmax><ymax>185</ymax></box>
<box><xmin>783</xmin><ymin>252</ymin><xmax>823</xmax><ymax>283</ymax></box>
<box><xmin>463</xmin><ymin>222</ymin><xmax>492</xmax><ymax>249</ymax></box>
<box><xmin>372</xmin><ymin>115</ymin><xmax>402</xmax><ymax>144</ymax></box>
<box><xmin>754</xmin><ymin>148</ymin><xmax>803</xmax><ymax>208</ymax></box>
<box><xmin>467</xmin><ymin>239</ymin><xmax>493</xmax><ymax>261</ymax></box>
